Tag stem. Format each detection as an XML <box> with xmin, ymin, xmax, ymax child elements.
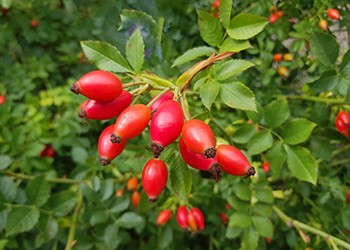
<box><xmin>209</xmin><ymin>113</ymin><xmax>233</xmax><ymax>145</ymax></box>
<box><xmin>65</xmin><ymin>192</ymin><xmax>83</xmax><ymax>250</ymax></box>
<box><xmin>180</xmin><ymin>94</ymin><xmax>191</xmax><ymax>121</ymax></box>
<box><xmin>332</xmin><ymin>144</ymin><xmax>350</xmax><ymax>156</ymax></box>
<box><xmin>122</xmin><ymin>81</ymin><xmax>146</xmax><ymax>88</ymax></box>
<box><xmin>273</xmin><ymin>206</ymin><xmax>350</xmax><ymax>250</ymax></box>
<box><xmin>258</xmin><ymin>125</ymin><xmax>283</xmax><ymax>141</ymax></box>
<box><xmin>146</xmin><ymin>87</ymin><xmax>171</xmax><ymax>108</ymax></box>
<box><xmin>0</xmin><ymin>170</ymin><xmax>86</xmax><ymax>184</ymax></box>
<box><xmin>283</xmin><ymin>95</ymin><xmax>345</xmax><ymax>105</ymax></box>
<box><xmin>329</xmin><ymin>158</ymin><xmax>350</xmax><ymax>167</ymax></box>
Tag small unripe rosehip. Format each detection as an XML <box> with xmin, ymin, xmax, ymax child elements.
<box><xmin>156</xmin><ymin>209</ymin><xmax>172</xmax><ymax>226</ymax></box>
<box><xmin>131</xmin><ymin>191</ymin><xmax>140</xmax><ymax>208</ymax></box>
<box><xmin>126</xmin><ymin>177</ymin><xmax>138</xmax><ymax>192</ymax></box>
<box><xmin>31</xmin><ymin>19</ymin><xmax>38</xmax><ymax>28</ymax></box>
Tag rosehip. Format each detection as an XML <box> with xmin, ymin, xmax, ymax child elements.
<box><xmin>79</xmin><ymin>90</ymin><xmax>132</xmax><ymax>120</ymax></box>
<box><xmin>156</xmin><ymin>209</ymin><xmax>172</xmax><ymax>226</ymax></box>
<box><xmin>319</xmin><ymin>19</ymin><xmax>328</xmax><ymax>31</ymax></box>
<box><xmin>335</xmin><ymin>111</ymin><xmax>350</xmax><ymax>138</ymax></box>
<box><xmin>190</xmin><ymin>208</ymin><xmax>205</xmax><ymax>230</ymax></box>
<box><xmin>262</xmin><ymin>161</ymin><xmax>270</xmax><ymax>173</ymax></box>
<box><xmin>265</xmin><ymin>237</ymin><xmax>273</xmax><ymax>244</ymax></box>
<box><xmin>39</xmin><ymin>144</ymin><xmax>54</xmax><ymax>158</ymax></box>
<box><xmin>142</xmin><ymin>158</ymin><xmax>168</xmax><ymax>202</ymax></box>
<box><xmin>277</xmin><ymin>11</ymin><xmax>284</xmax><ymax>17</ymax></box>
<box><xmin>187</xmin><ymin>212</ymin><xmax>198</xmax><ymax>232</ymax></box>
<box><xmin>212</xmin><ymin>0</ymin><xmax>220</xmax><ymax>9</ymax></box>
<box><xmin>70</xmin><ymin>70</ymin><xmax>123</xmax><ymax>103</ymax></box>
<box><xmin>269</xmin><ymin>13</ymin><xmax>279</xmax><ymax>23</ymax></box>
<box><xmin>216</xmin><ymin>144</ymin><xmax>255</xmax><ymax>177</ymax></box>
<box><xmin>111</xmin><ymin>104</ymin><xmax>151</xmax><ymax>143</ymax></box>
<box><xmin>179</xmin><ymin>137</ymin><xmax>221</xmax><ymax>181</ymax></box>
<box><xmin>115</xmin><ymin>188</ymin><xmax>124</xmax><ymax>197</ymax></box>
<box><xmin>98</xmin><ymin>125</ymin><xmax>126</xmax><ymax>166</ymax></box>
<box><xmin>31</xmin><ymin>19</ymin><xmax>38</xmax><ymax>28</ymax></box>
<box><xmin>176</xmin><ymin>205</ymin><xmax>188</xmax><ymax>230</ymax></box>
<box><xmin>181</xmin><ymin>119</ymin><xmax>216</xmax><ymax>158</ymax></box>
<box><xmin>347</xmin><ymin>190</ymin><xmax>350</xmax><ymax>204</ymax></box>
<box><xmin>131</xmin><ymin>191</ymin><xmax>140</xmax><ymax>208</ymax></box>
<box><xmin>277</xmin><ymin>66</ymin><xmax>290</xmax><ymax>78</ymax></box>
<box><xmin>2</xmin><ymin>8</ymin><xmax>9</xmax><ymax>16</ymax></box>
<box><xmin>327</xmin><ymin>8</ymin><xmax>340</xmax><ymax>20</ymax></box>
<box><xmin>273</xmin><ymin>53</ymin><xmax>283</xmax><ymax>62</ymax></box>
<box><xmin>126</xmin><ymin>177</ymin><xmax>138</xmax><ymax>192</ymax></box>
<box><xmin>283</xmin><ymin>53</ymin><xmax>294</xmax><ymax>62</ymax></box>
<box><xmin>0</xmin><ymin>95</ymin><xmax>5</xmax><ymax>105</ymax></box>
<box><xmin>220</xmin><ymin>212</ymin><xmax>228</xmax><ymax>224</ymax></box>
<box><xmin>150</xmin><ymin>100</ymin><xmax>184</xmax><ymax>158</ymax></box>
<box><xmin>149</xmin><ymin>91</ymin><xmax>174</xmax><ymax>112</ymax></box>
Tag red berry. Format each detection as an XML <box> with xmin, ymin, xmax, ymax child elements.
<box><xmin>265</xmin><ymin>237</ymin><xmax>273</xmax><ymax>245</ymax></box>
<box><xmin>187</xmin><ymin>212</ymin><xmax>198</xmax><ymax>232</ymax></box>
<box><xmin>149</xmin><ymin>91</ymin><xmax>174</xmax><ymax>112</ymax></box>
<box><xmin>79</xmin><ymin>90</ymin><xmax>132</xmax><ymax>120</ymax></box>
<box><xmin>98</xmin><ymin>125</ymin><xmax>126</xmax><ymax>166</ymax></box>
<box><xmin>262</xmin><ymin>161</ymin><xmax>270</xmax><ymax>173</ymax></box>
<box><xmin>126</xmin><ymin>177</ymin><xmax>139</xmax><ymax>192</ymax></box>
<box><xmin>150</xmin><ymin>100</ymin><xmax>184</xmax><ymax>158</ymax></box>
<box><xmin>216</xmin><ymin>144</ymin><xmax>255</xmax><ymax>177</ymax></box>
<box><xmin>347</xmin><ymin>190</ymin><xmax>350</xmax><ymax>204</ymax></box>
<box><xmin>156</xmin><ymin>209</ymin><xmax>172</xmax><ymax>226</ymax></box>
<box><xmin>273</xmin><ymin>53</ymin><xmax>283</xmax><ymax>62</ymax></box>
<box><xmin>31</xmin><ymin>19</ymin><xmax>38</xmax><ymax>28</ymax></box>
<box><xmin>212</xmin><ymin>0</ymin><xmax>220</xmax><ymax>9</ymax></box>
<box><xmin>111</xmin><ymin>104</ymin><xmax>151</xmax><ymax>143</ymax></box>
<box><xmin>179</xmin><ymin>137</ymin><xmax>221</xmax><ymax>181</ymax></box>
<box><xmin>176</xmin><ymin>205</ymin><xmax>188</xmax><ymax>230</ymax></box>
<box><xmin>142</xmin><ymin>158</ymin><xmax>168</xmax><ymax>202</ymax></box>
<box><xmin>269</xmin><ymin>13</ymin><xmax>279</xmax><ymax>23</ymax></box>
<box><xmin>131</xmin><ymin>191</ymin><xmax>140</xmax><ymax>208</ymax></box>
<box><xmin>39</xmin><ymin>144</ymin><xmax>54</xmax><ymax>158</ymax></box>
<box><xmin>181</xmin><ymin>119</ymin><xmax>216</xmax><ymax>158</ymax></box>
<box><xmin>70</xmin><ymin>70</ymin><xmax>123</xmax><ymax>103</ymax></box>
<box><xmin>0</xmin><ymin>95</ymin><xmax>5</xmax><ymax>105</ymax></box>
<box><xmin>220</xmin><ymin>212</ymin><xmax>228</xmax><ymax>224</ymax></box>
<box><xmin>335</xmin><ymin>111</ymin><xmax>350</xmax><ymax>138</ymax></box>
<box><xmin>190</xmin><ymin>208</ymin><xmax>205</xmax><ymax>230</ymax></box>
<box><xmin>327</xmin><ymin>8</ymin><xmax>340</xmax><ymax>20</ymax></box>
<box><xmin>115</xmin><ymin>188</ymin><xmax>124</xmax><ymax>197</ymax></box>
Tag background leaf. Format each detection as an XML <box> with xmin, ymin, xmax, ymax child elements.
<box><xmin>220</xmin><ymin>82</ymin><xmax>256</xmax><ymax>111</ymax></box>
<box><xmin>216</xmin><ymin>59</ymin><xmax>254</xmax><ymax>81</ymax></box>
<box><xmin>282</xmin><ymin>118</ymin><xmax>317</xmax><ymax>145</ymax></box>
<box><xmin>228</xmin><ymin>14</ymin><xmax>268</xmax><ymax>40</ymax></box>
<box><xmin>126</xmin><ymin>29</ymin><xmax>144</xmax><ymax>74</ymax></box>
<box><xmin>169</xmin><ymin>154</ymin><xmax>192</xmax><ymax>202</ymax></box>
<box><xmin>26</xmin><ymin>175</ymin><xmax>51</xmax><ymax>207</ymax></box>
<box><xmin>172</xmin><ymin>47</ymin><xmax>215</xmax><ymax>67</ymax></box>
<box><xmin>263</xmin><ymin>99</ymin><xmax>290</xmax><ymax>128</ymax></box>
<box><xmin>6</xmin><ymin>207</ymin><xmax>39</xmax><ymax>236</ymax></box>
<box><xmin>310</xmin><ymin>31</ymin><xmax>339</xmax><ymax>66</ymax></box>
<box><xmin>200</xmin><ymin>79</ymin><xmax>220</xmax><ymax>109</ymax></box>
<box><xmin>248</xmin><ymin>130</ymin><xmax>273</xmax><ymax>155</ymax></box>
<box><xmin>197</xmin><ymin>10</ymin><xmax>223</xmax><ymax>46</ymax></box>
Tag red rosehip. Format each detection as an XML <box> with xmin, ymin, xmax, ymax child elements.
<box><xmin>39</xmin><ymin>144</ymin><xmax>55</xmax><ymax>158</ymax></box>
<box><xmin>131</xmin><ymin>191</ymin><xmax>140</xmax><ymax>208</ymax></box>
<box><xmin>79</xmin><ymin>90</ymin><xmax>132</xmax><ymax>120</ymax></box>
<box><xmin>220</xmin><ymin>212</ymin><xmax>228</xmax><ymax>224</ymax></box>
<box><xmin>190</xmin><ymin>208</ymin><xmax>205</xmax><ymax>230</ymax></box>
<box><xmin>179</xmin><ymin>137</ymin><xmax>221</xmax><ymax>181</ymax></box>
<box><xmin>0</xmin><ymin>95</ymin><xmax>6</xmax><ymax>105</ymax></box>
<box><xmin>70</xmin><ymin>70</ymin><xmax>123</xmax><ymax>103</ymax></box>
<box><xmin>111</xmin><ymin>104</ymin><xmax>151</xmax><ymax>143</ymax></box>
<box><xmin>149</xmin><ymin>91</ymin><xmax>174</xmax><ymax>112</ymax></box>
<box><xmin>212</xmin><ymin>0</ymin><xmax>220</xmax><ymax>9</ymax></box>
<box><xmin>126</xmin><ymin>177</ymin><xmax>138</xmax><ymax>192</ymax></box>
<box><xmin>269</xmin><ymin>13</ymin><xmax>279</xmax><ymax>23</ymax></box>
<box><xmin>31</xmin><ymin>19</ymin><xmax>38</xmax><ymax>28</ymax></box>
<box><xmin>142</xmin><ymin>158</ymin><xmax>168</xmax><ymax>202</ymax></box>
<box><xmin>347</xmin><ymin>190</ymin><xmax>350</xmax><ymax>204</ymax></box>
<box><xmin>327</xmin><ymin>8</ymin><xmax>340</xmax><ymax>20</ymax></box>
<box><xmin>273</xmin><ymin>53</ymin><xmax>283</xmax><ymax>62</ymax></box>
<box><xmin>216</xmin><ymin>144</ymin><xmax>255</xmax><ymax>177</ymax></box>
<box><xmin>187</xmin><ymin>212</ymin><xmax>198</xmax><ymax>232</ymax></box>
<box><xmin>156</xmin><ymin>209</ymin><xmax>172</xmax><ymax>226</ymax></box>
<box><xmin>115</xmin><ymin>188</ymin><xmax>124</xmax><ymax>197</ymax></box>
<box><xmin>181</xmin><ymin>119</ymin><xmax>216</xmax><ymax>158</ymax></box>
<box><xmin>335</xmin><ymin>111</ymin><xmax>350</xmax><ymax>138</ymax></box>
<box><xmin>277</xmin><ymin>11</ymin><xmax>284</xmax><ymax>17</ymax></box>
<box><xmin>265</xmin><ymin>237</ymin><xmax>273</xmax><ymax>244</ymax></box>
<box><xmin>98</xmin><ymin>125</ymin><xmax>126</xmax><ymax>166</ymax></box>
<box><xmin>262</xmin><ymin>161</ymin><xmax>270</xmax><ymax>173</ymax></box>
<box><xmin>150</xmin><ymin>100</ymin><xmax>184</xmax><ymax>158</ymax></box>
<box><xmin>176</xmin><ymin>205</ymin><xmax>188</xmax><ymax>230</ymax></box>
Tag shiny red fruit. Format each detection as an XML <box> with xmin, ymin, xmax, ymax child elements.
<box><xmin>216</xmin><ymin>144</ymin><xmax>255</xmax><ymax>177</ymax></box>
<box><xmin>126</xmin><ymin>177</ymin><xmax>138</xmax><ymax>192</ymax></box>
<box><xmin>98</xmin><ymin>125</ymin><xmax>126</xmax><ymax>165</ymax></box>
<box><xmin>327</xmin><ymin>8</ymin><xmax>340</xmax><ymax>20</ymax></box>
<box><xmin>79</xmin><ymin>90</ymin><xmax>132</xmax><ymax>120</ymax></box>
<box><xmin>220</xmin><ymin>212</ymin><xmax>228</xmax><ymax>224</ymax></box>
<box><xmin>273</xmin><ymin>53</ymin><xmax>283</xmax><ymax>62</ymax></box>
<box><xmin>347</xmin><ymin>190</ymin><xmax>350</xmax><ymax>204</ymax></box>
<box><xmin>212</xmin><ymin>0</ymin><xmax>220</xmax><ymax>9</ymax></box>
<box><xmin>182</xmin><ymin>119</ymin><xmax>216</xmax><ymax>158</ymax></box>
<box><xmin>39</xmin><ymin>144</ymin><xmax>55</xmax><ymax>158</ymax></box>
<box><xmin>262</xmin><ymin>161</ymin><xmax>270</xmax><ymax>173</ymax></box>
<box><xmin>31</xmin><ymin>19</ymin><xmax>38</xmax><ymax>28</ymax></box>
<box><xmin>149</xmin><ymin>91</ymin><xmax>174</xmax><ymax>112</ymax></box>
<box><xmin>335</xmin><ymin>111</ymin><xmax>350</xmax><ymax>138</ymax></box>
<box><xmin>176</xmin><ymin>205</ymin><xmax>188</xmax><ymax>230</ymax></box>
<box><xmin>179</xmin><ymin>137</ymin><xmax>221</xmax><ymax>181</ymax></box>
<box><xmin>111</xmin><ymin>104</ymin><xmax>151</xmax><ymax>143</ymax></box>
<box><xmin>150</xmin><ymin>100</ymin><xmax>184</xmax><ymax>158</ymax></box>
<box><xmin>70</xmin><ymin>70</ymin><xmax>123</xmax><ymax>102</ymax></box>
<box><xmin>269</xmin><ymin>13</ymin><xmax>279</xmax><ymax>23</ymax></box>
<box><xmin>142</xmin><ymin>158</ymin><xmax>168</xmax><ymax>202</ymax></box>
<box><xmin>187</xmin><ymin>212</ymin><xmax>198</xmax><ymax>232</ymax></box>
<box><xmin>191</xmin><ymin>208</ymin><xmax>205</xmax><ymax>230</ymax></box>
<box><xmin>0</xmin><ymin>95</ymin><xmax>5</xmax><ymax>105</ymax></box>
<box><xmin>156</xmin><ymin>209</ymin><xmax>172</xmax><ymax>226</ymax></box>
<box><xmin>131</xmin><ymin>191</ymin><xmax>140</xmax><ymax>208</ymax></box>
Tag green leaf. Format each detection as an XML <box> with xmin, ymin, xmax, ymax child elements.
<box><xmin>228</xmin><ymin>13</ymin><xmax>268</xmax><ymax>40</ymax></box>
<box><xmin>229</xmin><ymin>213</ymin><xmax>251</xmax><ymax>228</ymax></box>
<box><xmin>197</xmin><ymin>10</ymin><xmax>223</xmax><ymax>46</ymax></box>
<box><xmin>0</xmin><ymin>177</ymin><xmax>17</xmax><ymax>202</ymax></box>
<box><xmin>172</xmin><ymin>47</ymin><xmax>215</xmax><ymax>67</ymax></box>
<box><xmin>220</xmin><ymin>37</ymin><xmax>251</xmax><ymax>52</ymax></box>
<box><xmin>118</xmin><ymin>212</ymin><xmax>144</xmax><ymax>229</ymax></box>
<box><xmin>220</xmin><ymin>82</ymin><xmax>256</xmax><ymax>111</ymax></box>
<box><xmin>255</xmin><ymin>187</ymin><xmax>274</xmax><ymax>204</ymax></box>
<box><xmin>252</xmin><ymin>216</ymin><xmax>273</xmax><ymax>237</ymax></box>
<box><xmin>284</xmin><ymin>145</ymin><xmax>318</xmax><ymax>185</ymax></box>
<box><xmin>227</xmin><ymin>196</ymin><xmax>251</xmax><ymax>212</ymax></box>
<box><xmin>126</xmin><ymin>29</ymin><xmax>144</xmax><ymax>74</ymax></box>
<box><xmin>99</xmin><ymin>179</ymin><xmax>114</xmax><ymax>201</ymax></box>
<box><xmin>263</xmin><ymin>99</ymin><xmax>290</xmax><ymax>128</ymax></box>
<box><xmin>169</xmin><ymin>155</ymin><xmax>192</xmax><ymax>202</ymax></box>
<box><xmin>266</xmin><ymin>142</ymin><xmax>287</xmax><ymax>175</ymax></box>
<box><xmin>110</xmin><ymin>198</ymin><xmax>130</xmax><ymax>214</ymax></box>
<box><xmin>247</xmin><ymin>130</ymin><xmax>273</xmax><ymax>155</ymax></box>
<box><xmin>48</xmin><ymin>191</ymin><xmax>77</xmax><ymax>217</ymax></box>
<box><xmin>39</xmin><ymin>214</ymin><xmax>58</xmax><ymax>240</ymax></box>
<box><xmin>341</xmin><ymin>207</ymin><xmax>350</xmax><ymax>229</ymax></box>
<box><xmin>26</xmin><ymin>175</ymin><xmax>51</xmax><ymax>207</ymax></box>
<box><xmin>242</xmin><ymin>226</ymin><xmax>259</xmax><ymax>250</ymax></box>
<box><xmin>235</xmin><ymin>182</ymin><xmax>251</xmax><ymax>201</ymax></box>
<box><xmin>158</xmin><ymin>224</ymin><xmax>173</xmax><ymax>249</ymax></box>
<box><xmin>231</xmin><ymin>124</ymin><xmax>258</xmax><ymax>144</ymax></box>
<box><xmin>340</xmin><ymin>49</ymin><xmax>350</xmax><ymax>80</ymax></box>
<box><xmin>1</xmin><ymin>0</ymin><xmax>13</xmax><ymax>8</ymax></box>
<box><xmin>0</xmin><ymin>207</ymin><xmax>11</xmax><ymax>231</ymax></box>
<box><xmin>252</xmin><ymin>203</ymin><xmax>273</xmax><ymax>217</ymax></box>
<box><xmin>219</xmin><ymin>0</ymin><xmax>232</xmax><ymax>28</ymax></box>
<box><xmin>310</xmin><ymin>31</ymin><xmax>339</xmax><ymax>66</ymax></box>
<box><xmin>81</xmin><ymin>41</ymin><xmax>131</xmax><ymax>73</ymax></box>
<box><xmin>0</xmin><ymin>155</ymin><xmax>13</xmax><ymax>170</ymax></box>
<box><xmin>71</xmin><ymin>146</ymin><xmax>88</xmax><ymax>164</ymax></box>
<box><xmin>308</xmin><ymin>70</ymin><xmax>339</xmax><ymax>92</ymax></box>
<box><xmin>225</xmin><ymin>227</ymin><xmax>242</xmax><ymax>239</ymax></box>
<box><xmin>216</xmin><ymin>59</ymin><xmax>254</xmax><ymax>81</ymax></box>
<box><xmin>90</xmin><ymin>210</ymin><xmax>109</xmax><ymax>226</ymax></box>
<box><xmin>200</xmin><ymin>79</ymin><xmax>220</xmax><ymax>109</ymax></box>
<box><xmin>6</xmin><ymin>207</ymin><xmax>39</xmax><ymax>236</ymax></box>
<box><xmin>282</xmin><ymin>118</ymin><xmax>317</xmax><ymax>145</ymax></box>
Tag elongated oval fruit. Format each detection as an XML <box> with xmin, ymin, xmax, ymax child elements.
<box><xmin>187</xmin><ymin>212</ymin><xmax>198</xmax><ymax>232</ymax></box>
<box><xmin>156</xmin><ymin>209</ymin><xmax>172</xmax><ymax>226</ymax></box>
<box><xmin>126</xmin><ymin>177</ymin><xmax>138</xmax><ymax>192</ymax></box>
<box><xmin>190</xmin><ymin>208</ymin><xmax>205</xmax><ymax>230</ymax></box>
<box><xmin>319</xmin><ymin>19</ymin><xmax>328</xmax><ymax>32</ymax></box>
<box><xmin>98</xmin><ymin>125</ymin><xmax>127</xmax><ymax>166</ymax></box>
<box><xmin>179</xmin><ymin>137</ymin><xmax>221</xmax><ymax>181</ymax></box>
<box><xmin>70</xmin><ymin>70</ymin><xmax>123</xmax><ymax>102</ymax></box>
<box><xmin>79</xmin><ymin>90</ymin><xmax>132</xmax><ymax>120</ymax></box>
<box><xmin>131</xmin><ymin>191</ymin><xmax>140</xmax><ymax>208</ymax></box>
<box><xmin>149</xmin><ymin>91</ymin><xmax>174</xmax><ymax>112</ymax></box>
<box><xmin>142</xmin><ymin>158</ymin><xmax>168</xmax><ymax>202</ymax></box>
<box><xmin>216</xmin><ymin>144</ymin><xmax>255</xmax><ymax>177</ymax></box>
<box><xmin>111</xmin><ymin>104</ymin><xmax>151</xmax><ymax>143</ymax></box>
<box><xmin>335</xmin><ymin>111</ymin><xmax>350</xmax><ymax>138</ymax></box>
<box><xmin>176</xmin><ymin>205</ymin><xmax>188</xmax><ymax>230</ymax></box>
<box><xmin>182</xmin><ymin>119</ymin><xmax>216</xmax><ymax>158</ymax></box>
<box><xmin>150</xmin><ymin>100</ymin><xmax>184</xmax><ymax>158</ymax></box>
<box><xmin>327</xmin><ymin>8</ymin><xmax>340</xmax><ymax>20</ymax></box>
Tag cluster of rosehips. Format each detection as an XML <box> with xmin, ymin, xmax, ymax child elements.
<box><xmin>70</xmin><ymin>70</ymin><xmax>255</xmax><ymax>202</ymax></box>
<box><xmin>175</xmin><ymin>205</ymin><xmax>205</xmax><ymax>232</ymax></box>
<box><xmin>319</xmin><ymin>8</ymin><xmax>341</xmax><ymax>32</ymax></box>
<box><xmin>335</xmin><ymin>111</ymin><xmax>350</xmax><ymax>139</ymax></box>
<box><xmin>210</xmin><ymin>0</ymin><xmax>220</xmax><ymax>18</ymax></box>
<box><xmin>273</xmin><ymin>53</ymin><xmax>294</xmax><ymax>78</ymax></box>
<box><xmin>268</xmin><ymin>6</ymin><xmax>284</xmax><ymax>24</ymax></box>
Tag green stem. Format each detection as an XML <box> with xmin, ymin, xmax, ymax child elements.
<box><xmin>283</xmin><ymin>95</ymin><xmax>345</xmax><ymax>105</ymax></box>
<box><xmin>65</xmin><ymin>192</ymin><xmax>83</xmax><ymax>250</ymax></box>
<box><xmin>179</xmin><ymin>94</ymin><xmax>191</xmax><ymax>121</ymax></box>
<box><xmin>273</xmin><ymin>206</ymin><xmax>350</xmax><ymax>250</ymax></box>
<box><xmin>329</xmin><ymin>158</ymin><xmax>350</xmax><ymax>167</ymax></box>
<box><xmin>146</xmin><ymin>87</ymin><xmax>171</xmax><ymax>108</ymax></box>
<box><xmin>0</xmin><ymin>170</ymin><xmax>86</xmax><ymax>184</ymax></box>
<box><xmin>258</xmin><ymin>125</ymin><xmax>283</xmax><ymax>141</ymax></box>
<box><xmin>332</xmin><ymin>144</ymin><xmax>350</xmax><ymax>156</ymax></box>
<box><xmin>209</xmin><ymin>114</ymin><xmax>233</xmax><ymax>145</ymax></box>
